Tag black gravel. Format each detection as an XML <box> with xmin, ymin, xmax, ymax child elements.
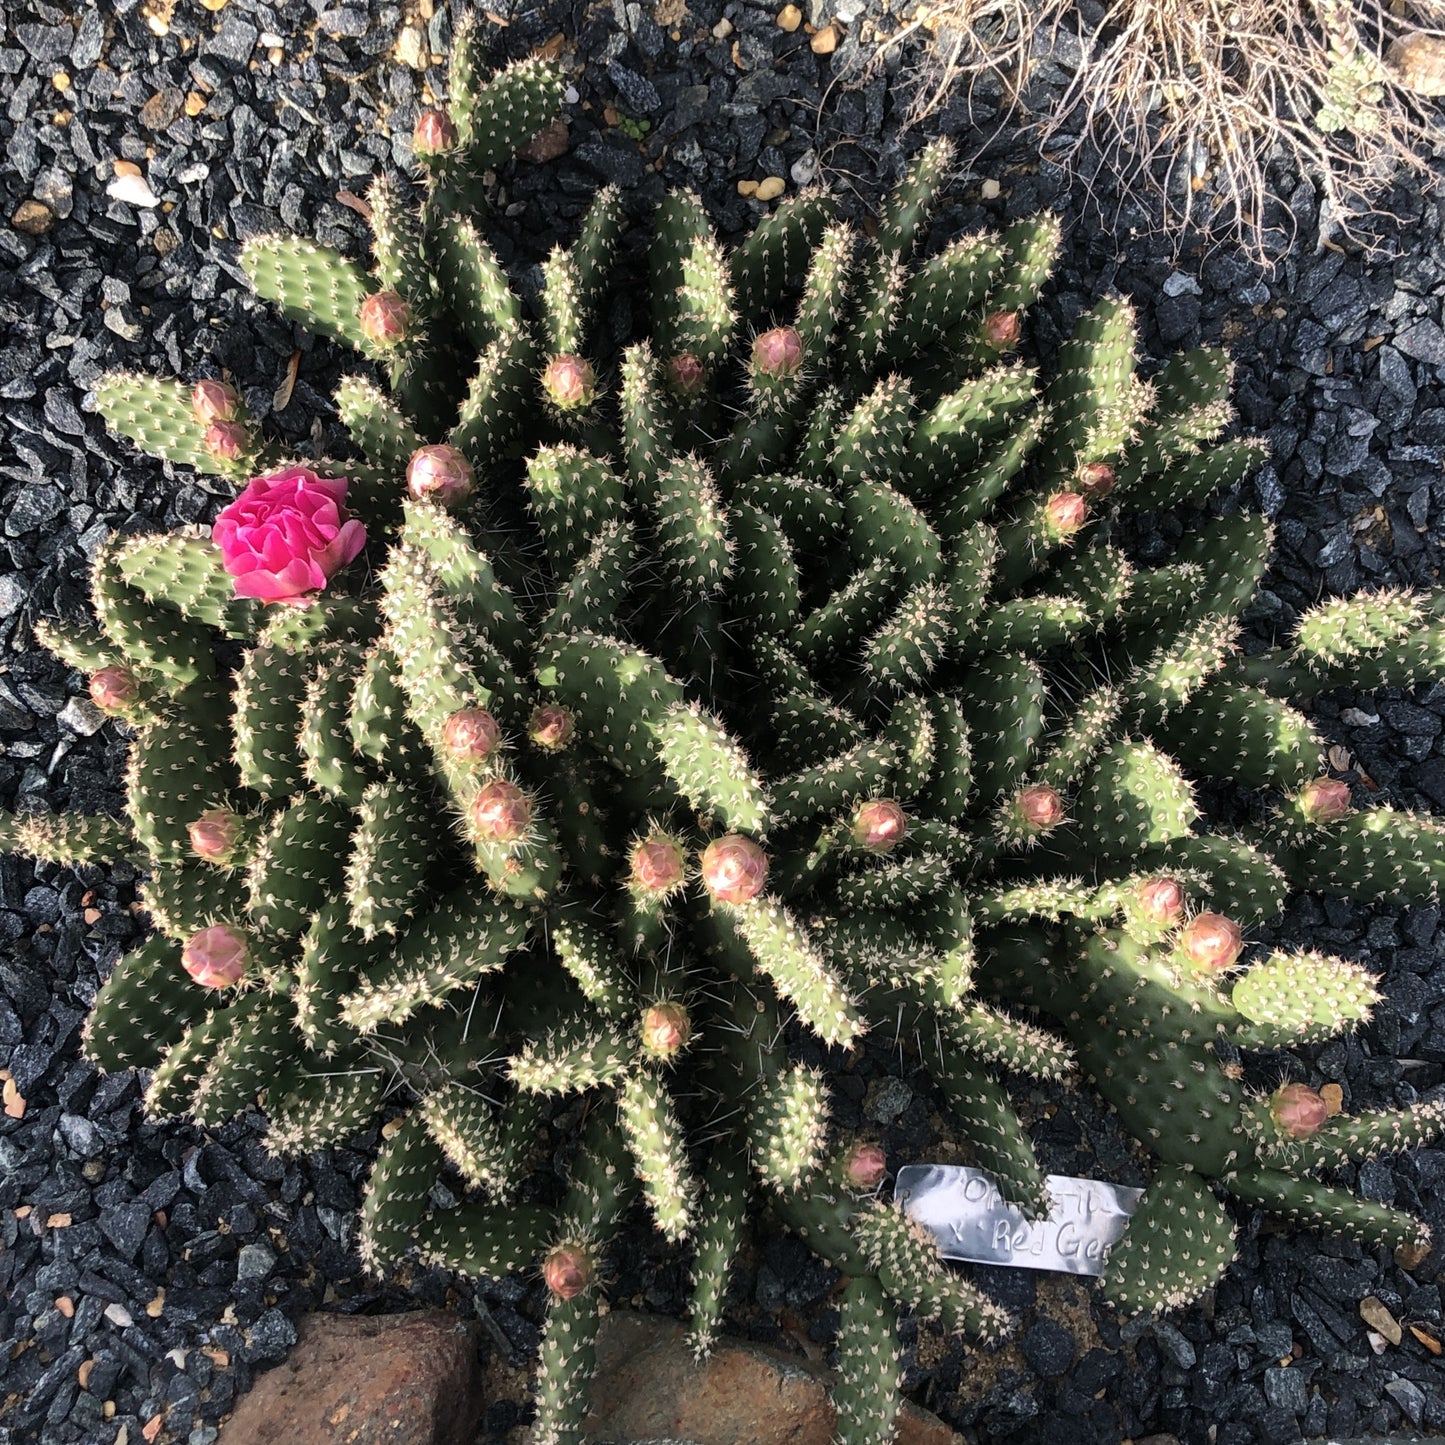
<box><xmin>3</xmin><ymin>1</ymin><xmax>1445</xmax><ymax>1442</ymax></box>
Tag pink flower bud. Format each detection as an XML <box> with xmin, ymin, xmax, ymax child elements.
<box><xmin>543</xmin><ymin>1244</ymin><xmax>593</xmax><ymax>1301</ymax></box>
<box><xmin>359</xmin><ymin>290</ymin><xmax>411</xmax><ymax>349</ymax></box>
<box><xmin>1136</xmin><ymin>875</ymin><xmax>1186</xmax><ymax>926</ymax></box>
<box><xmin>471</xmin><ymin>779</ymin><xmax>532</xmax><ymax>843</ymax></box>
<box><xmin>982</xmin><ymin>309</ymin><xmax>1021</xmax><ymax>348</ymax></box>
<box><xmin>191</xmin><ymin>379</ymin><xmax>241</xmax><ymax>424</ymax></box>
<box><xmin>412</xmin><ymin>107</ymin><xmax>458</xmax><ymax>156</ymax></box>
<box><xmin>188</xmin><ymin>807</ymin><xmax>244</xmax><ymax>865</ymax></box>
<box><xmin>527</xmin><ymin>704</ymin><xmax>575</xmax><ymax>751</ymax></box>
<box><xmin>1269</xmin><ymin>1083</ymin><xmax>1329</xmax><ymax>1138</ymax></box>
<box><xmin>700</xmin><ymin>834</ymin><xmax>768</xmax><ymax>905</ymax></box>
<box><xmin>89</xmin><ymin>665</ymin><xmax>140</xmax><ymax>715</ymax></box>
<box><xmin>204</xmin><ymin>420</ymin><xmax>248</xmax><ymax>462</ymax></box>
<box><xmin>641</xmin><ymin>1001</ymin><xmax>691</xmax><ymax>1056</ymax></box>
<box><xmin>665</xmin><ymin>351</ymin><xmax>707</xmax><ymax>395</ymax></box>
<box><xmin>1014</xmin><ymin>784</ymin><xmax>1064</xmax><ymax>833</ymax></box>
<box><xmin>852</xmin><ymin>798</ymin><xmax>908</xmax><ymax>853</ymax></box>
<box><xmin>1178</xmin><ymin>911</ymin><xmax>1244</xmax><ymax>972</ymax></box>
<box><xmin>542</xmin><ymin>354</ymin><xmax>596</xmax><ymax>410</ymax></box>
<box><xmin>752</xmin><ymin>325</ymin><xmax>804</xmax><ymax>378</ymax></box>
<box><xmin>443</xmin><ymin>707</ymin><xmax>502</xmax><ymax>761</ymax></box>
<box><xmin>1077</xmin><ymin>462</ymin><xmax>1116</xmax><ymax>499</ymax></box>
<box><xmin>843</xmin><ymin>1141</ymin><xmax>887</xmax><ymax>1191</ymax></box>
<box><xmin>182</xmin><ymin>924</ymin><xmax>249</xmax><ymax>989</ymax></box>
<box><xmin>630</xmin><ymin>834</ymin><xmax>687</xmax><ymax>895</ymax></box>
<box><xmin>406</xmin><ymin>444</ymin><xmax>474</xmax><ymax>507</ymax></box>
<box><xmin>1296</xmin><ymin>777</ymin><xmax>1351</xmax><ymax>825</ymax></box>
<box><xmin>1044</xmin><ymin>491</ymin><xmax>1088</xmax><ymax>538</ymax></box>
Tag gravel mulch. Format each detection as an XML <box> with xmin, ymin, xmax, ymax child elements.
<box><xmin>1</xmin><ymin>2</ymin><xmax>1444</xmax><ymax>1442</ymax></box>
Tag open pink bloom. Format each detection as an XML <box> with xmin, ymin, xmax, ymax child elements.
<box><xmin>212</xmin><ymin>466</ymin><xmax>366</xmax><ymax>603</ymax></box>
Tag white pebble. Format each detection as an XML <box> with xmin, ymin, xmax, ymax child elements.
<box><xmin>106</xmin><ymin>173</ymin><xmax>160</xmax><ymax>208</ymax></box>
<box><xmin>104</xmin><ymin>1302</ymin><xmax>134</xmax><ymax>1328</ymax></box>
<box><xmin>980</xmin><ymin>178</ymin><xmax>1001</xmax><ymax>200</ymax></box>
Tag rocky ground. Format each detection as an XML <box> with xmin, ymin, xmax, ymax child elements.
<box><xmin>1</xmin><ymin>1</ymin><xmax>1444</xmax><ymax>1442</ymax></box>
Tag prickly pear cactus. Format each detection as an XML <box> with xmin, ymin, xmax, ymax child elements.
<box><xmin>7</xmin><ymin>19</ymin><xmax>1445</xmax><ymax>1444</ymax></box>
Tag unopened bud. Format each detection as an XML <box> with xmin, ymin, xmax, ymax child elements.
<box><xmin>1076</xmin><ymin>462</ymin><xmax>1116</xmax><ymax>498</ymax></box>
<box><xmin>412</xmin><ymin>107</ymin><xmax>458</xmax><ymax>156</ymax></box>
<box><xmin>528</xmin><ymin>704</ymin><xmax>575</xmax><ymax>752</ymax></box>
<box><xmin>182</xmin><ymin>924</ymin><xmax>249</xmax><ymax>989</ymax></box>
<box><xmin>752</xmin><ymin>325</ymin><xmax>803</xmax><ymax>378</ymax></box>
<box><xmin>406</xmin><ymin>444</ymin><xmax>474</xmax><ymax>507</ymax></box>
<box><xmin>542</xmin><ymin>1244</ymin><xmax>593</xmax><ymax>1301</ymax></box>
<box><xmin>1044</xmin><ymin>491</ymin><xmax>1088</xmax><ymax>538</ymax></box>
<box><xmin>1136</xmin><ymin>875</ymin><xmax>1186</xmax><ymax>926</ymax></box>
<box><xmin>852</xmin><ymin>798</ymin><xmax>907</xmax><ymax>853</ymax></box>
<box><xmin>1178</xmin><ymin>911</ymin><xmax>1244</xmax><ymax>972</ymax></box>
<box><xmin>359</xmin><ymin>289</ymin><xmax>411</xmax><ymax>349</ymax></box>
<box><xmin>191</xmin><ymin>379</ymin><xmax>241</xmax><ymax>424</ymax></box>
<box><xmin>1296</xmin><ymin>777</ymin><xmax>1351</xmax><ymax>825</ymax></box>
<box><xmin>1269</xmin><ymin>1083</ymin><xmax>1329</xmax><ymax>1139</ymax></box>
<box><xmin>842</xmin><ymin>1141</ymin><xmax>887</xmax><ymax>1191</ymax></box>
<box><xmin>641</xmin><ymin>1001</ymin><xmax>691</xmax><ymax>1056</ymax></box>
<box><xmin>630</xmin><ymin>834</ymin><xmax>687</xmax><ymax>896</ymax></box>
<box><xmin>89</xmin><ymin>665</ymin><xmax>140</xmax><ymax>716</ymax></box>
<box><xmin>700</xmin><ymin>834</ymin><xmax>768</xmax><ymax>905</ymax></box>
<box><xmin>443</xmin><ymin>707</ymin><xmax>501</xmax><ymax>761</ymax></box>
<box><xmin>471</xmin><ymin>779</ymin><xmax>531</xmax><ymax>843</ymax></box>
<box><xmin>204</xmin><ymin>420</ymin><xmax>248</xmax><ymax>462</ymax></box>
<box><xmin>189</xmin><ymin>807</ymin><xmax>244</xmax><ymax>866</ymax></box>
<box><xmin>982</xmin><ymin>309</ymin><xmax>1021</xmax><ymax>348</ymax></box>
<box><xmin>542</xmin><ymin>354</ymin><xmax>596</xmax><ymax>410</ymax></box>
<box><xmin>665</xmin><ymin>351</ymin><xmax>707</xmax><ymax>395</ymax></box>
<box><xmin>1014</xmin><ymin>784</ymin><xmax>1064</xmax><ymax>834</ymax></box>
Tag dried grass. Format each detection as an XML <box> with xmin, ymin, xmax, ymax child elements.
<box><xmin>870</xmin><ymin>0</ymin><xmax>1445</xmax><ymax>257</ymax></box>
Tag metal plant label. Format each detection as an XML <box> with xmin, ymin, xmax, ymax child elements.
<box><xmin>894</xmin><ymin>1164</ymin><xmax>1144</xmax><ymax>1276</ymax></box>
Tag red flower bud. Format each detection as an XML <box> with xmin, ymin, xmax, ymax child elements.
<box><xmin>412</xmin><ymin>107</ymin><xmax>458</xmax><ymax>156</ymax></box>
<box><xmin>542</xmin><ymin>354</ymin><xmax>596</xmax><ymax>410</ymax></box>
<box><xmin>1269</xmin><ymin>1083</ymin><xmax>1329</xmax><ymax>1139</ymax></box>
<box><xmin>751</xmin><ymin>325</ymin><xmax>803</xmax><ymax>378</ymax></box>
<box><xmin>406</xmin><ymin>444</ymin><xmax>474</xmax><ymax>508</ymax></box>
<box><xmin>204</xmin><ymin>420</ymin><xmax>248</xmax><ymax>462</ymax></box>
<box><xmin>528</xmin><ymin>704</ymin><xmax>575</xmax><ymax>751</ymax></box>
<box><xmin>359</xmin><ymin>290</ymin><xmax>411</xmax><ymax>349</ymax></box>
<box><xmin>1178</xmin><ymin>911</ymin><xmax>1244</xmax><ymax>972</ymax></box>
<box><xmin>1077</xmin><ymin>462</ymin><xmax>1117</xmax><ymax>499</ymax></box>
<box><xmin>1136</xmin><ymin>875</ymin><xmax>1186</xmax><ymax>927</ymax></box>
<box><xmin>89</xmin><ymin>665</ymin><xmax>140</xmax><ymax>716</ymax></box>
<box><xmin>1014</xmin><ymin>784</ymin><xmax>1064</xmax><ymax>833</ymax></box>
<box><xmin>843</xmin><ymin>1141</ymin><xmax>887</xmax><ymax>1191</ymax></box>
<box><xmin>188</xmin><ymin>807</ymin><xmax>244</xmax><ymax>866</ymax></box>
<box><xmin>1044</xmin><ymin>491</ymin><xmax>1088</xmax><ymax>537</ymax></box>
<box><xmin>191</xmin><ymin>379</ymin><xmax>241</xmax><ymax>424</ymax></box>
<box><xmin>982</xmin><ymin>309</ymin><xmax>1021</xmax><ymax>348</ymax></box>
<box><xmin>471</xmin><ymin>779</ymin><xmax>532</xmax><ymax>843</ymax></box>
<box><xmin>700</xmin><ymin>834</ymin><xmax>768</xmax><ymax>905</ymax></box>
<box><xmin>182</xmin><ymin>924</ymin><xmax>249</xmax><ymax>989</ymax></box>
<box><xmin>852</xmin><ymin>798</ymin><xmax>907</xmax><ymax>853</ymax></box>
<box><xmin>641</xmin><ymin>1001</ymin><xmax>691</xmax><ymax>1056</ymax></box>
<box><xmin>543</xmin><ymin>1244</ymin><xmax>593</xmax><ymax>1301</ymax></box>
<box><xmin>443</xmin><ymin>707</ymin><xmax>501</xmax><ymax>762</ymax></box>
<box><xmin>630</xmin><ymin>834</ymin><xmax>687</xmax><ymax>896</ymax></box>
<box><xmin>1296</xmin><ymin>777</ymin><xmax>1351</xmax><ymax>825</ymax></box>
<box><xmin>665</xmin><ymin>351</ymin><xmax>707</xmax><ymax>395</ymax></box>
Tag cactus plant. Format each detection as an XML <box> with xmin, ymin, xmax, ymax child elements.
<box><xmin>6</xmin><ymin>21</ymin><xmax>1445</xmax><ymax>1444</ymax></box>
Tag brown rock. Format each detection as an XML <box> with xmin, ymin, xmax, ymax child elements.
<box><xmin>218</xmin><ymin>1310</ymin><xmax>481</xmax><ymax>1445</ymax></box>
<box><xmin>518</xmin><ymin>119</ymin><xmax>571</xmax><ymax>165</ymax></box>
<box><xmin>584</xmin><ymin>1312</ymin><xmax>961</xmax><ymax>1445</ymax></box>
<box><xmin>12</xmin><ymin>200</ymin><xmax>54</xmax><ymax>236</ymax></box>
<box><xmin>139</xmin><ymin>87</ymin><xmax>185</xmax><ymax>130</ymax></box>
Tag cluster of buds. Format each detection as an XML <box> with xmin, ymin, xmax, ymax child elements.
<box><xmin>192</xmin><ymin>377</ymin><xmax>250</xmax><ymax>463</ymax></box>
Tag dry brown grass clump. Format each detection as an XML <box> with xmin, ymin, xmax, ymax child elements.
<box><xmin>872</xmin><ymin>0</ymin><xmax>1445</xmax><ymax>256</ymax></box>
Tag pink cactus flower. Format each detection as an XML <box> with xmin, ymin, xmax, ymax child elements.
<box><xmin>212</xmin><ymin>466</ymin><xmax>366</xmax><ymax>604</ymax></box>
<box><xmin>1014</xmin><ymin>784</ymin><xmax>1064</xmax><ymax>833</ymax></box>
<box><xmin>406</xmin><ymin>444</ymin><xmax>474</xmax><ymax>507</ymax></box>
<box><xmin>542</xmin><ymin>354</ymin><xmax>596</xmax><ymax>410</ymax></box>
<box><xmin>752</xmin><ymin>325</ymin><xmax>803</xmax><ymax>378</ymax></box>
<box><xmin>543</xmin><ymin>1244</ymin><xmax>593</xmax><ymax>1301</ymax></box>
<box><xmin>182</xmin><ymin>924</ymin><xmax>249</xmax><ymax>989</ymax></box>
<box><xmin>412</xmin><ymin>107</ymin><xmax>458</xmax><ymax>156</ymax></box>
<box><xmin>358</xmin><ymin>289</ymin><xmax>411</xmax><ymax>348</ymax></box>
<box><xmin>188</xmin><ymin>807</ymin><xmax>244</xmax><ymax>866</ymax></box>
<box><xmin>630</xmin><ymin>834</ymin><xmax>687</xmax><ymax>895</ymax></box>
<box><xmin>204</xmin><ymin>420</ymin><xmax>249</xmax><ymax>462</ymax></box>
<box><xmin>1136</xmin><ymin>875</ymin><xmax>1186</xmax><ymax>926</ymax></box>
<box><xmin>982</xmin><ymin>309</ymin><xmax>1021</xmax><ymax>348</ymax></box>
<box><xmin>1044</xmin><ymin>491</ymin><xmax>1089</xmax><ymax>537</ymax></box>
<box><xmin>665</xmin><ymin>351</ymin><xmax>707</xmax><ymax>395</ymax></box>
<box><xmin>191</xmin><ymin>379</ymin><xmax>241</xmax><ymax>424</ymax></box>
<box><xmin>852</xmin><ymin>798</ymin><xmax>908</xmax><ymax>854</ymax></box>
<box><xmin>471</xmin><ymin>780</ymin><xmax>532</xmax><ymax>843</ymax></box>
<box><xmin>89</xmin><ymin>665</ymin><xmax>140</xmax><ymax>716</ymax></box>
<box><xmin>1076</xmin><ymin>462</ymin><xmax>1117</xmax><ymax>498</ymax></box>
<box><xmin>641</xmin><ymin>1001</ymin><xmax>691</xmax><ymax>1056</ymax></box>
<box><xmin>1297</xmin><ymin>777</ymin><xmax>1351</xmax><ymax>825</ymax></box>
<box><xmin>528</xmin><ymin>705</ymin><xmax>575</xmax><ymax>751</ymax></box>
<box><xmin>1178</xmin><ymin>911</ymin><xmax>1245</xmax><ymax>972</ymax></box>
<box><xmin>843</xmin><ymin>1141</ymin><xmax>887</xmax><ymax>1191</ymax></box>
<box><xmin>443</xmin><ymin>708</ymin><xmax>502</xmax><ymax>761</ymax></box>
<box><xmin>700</xmin><ymin>834</ymin><xmax>768</xmax><ymax>904</ymax></box>
<box><xmin>1269</xmin><ymin>1083</ymin><xmax>1330</xmax><ymax>1138</ymax></box>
